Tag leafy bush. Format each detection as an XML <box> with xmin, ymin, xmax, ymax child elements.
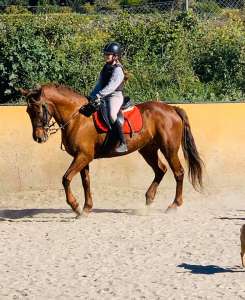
<box><xmin>4</xmin><ymin>4</ymin><xmax>31</xmax><ymax>14</ymax></box>
<box><xmin>175</xmin><ymin>11</ymin><xmax>198</xmax><ymax>31</ymax></box>
<box><xmin>94</xmin><ymin>0</ymin><xmax>121</xmax><ymax>11</ymax></box>
<box><xmin>120</xmin><ymin>0</ymin><xmax>146</xmax><ymax>5</ymax></box>
<box><xmin>194</xmin><ymin>0</ymin><xmax>222</xmax><ymax>16</ymax></box>
<box><xmin>0</xmin><ymin>11</ymin><xmax>244</xmax><ymax>103</ymax></box>
<box><xmin>82</xmin><ymin>3</ymin><xmax>96</xmax><ymax>14</ymax></box>
<box><xmin>1</xmin><ymin>0</ymin><xmax>29</xmax><ymax>5</ymax></box>
<box><xmin>33</xmin><ymin>4</ymin><xmax>73</xmax><ymax>13</ymax></box>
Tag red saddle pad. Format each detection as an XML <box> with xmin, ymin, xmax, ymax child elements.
<box><xmin>93</xmin><ymin>106</ymin><xmax>143</xmax><ymax>134</ymax></box>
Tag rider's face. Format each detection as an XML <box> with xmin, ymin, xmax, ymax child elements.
<box><xmin>104</xmin><ymin>53</ymin><xmax>117</xmax><ymax>64</ymax></box>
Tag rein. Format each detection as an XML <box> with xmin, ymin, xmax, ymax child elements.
<box><xmin>42</xmin><ymin>102</ymin><xmax>80</xmax><ymax>151</ymax></box>
<box><xmin>45</xmin><ymin>108</ymin><xmax>80</xmax><ymax>136</ymax></box>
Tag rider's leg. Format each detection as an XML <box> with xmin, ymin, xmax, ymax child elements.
<box><xmin>108</xmin><ymin>92</ymin><xmax>124</xmax><ymax>123</ymax></box>
<box><xmin>113</xmin><ymin>119</ymin><xmax>128</xmax><ymax>153</ymax></box>
<box><xmin>108</xmin><ymin>92</ymin><xmax>128</xmax><ymax>153</ymax></box>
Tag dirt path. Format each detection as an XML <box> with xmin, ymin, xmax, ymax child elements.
<box><xmin>0</xmin><ymin>184</ymin><xmax>244</xmax><ymax>300</ymax></box>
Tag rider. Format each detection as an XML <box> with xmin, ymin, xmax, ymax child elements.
<box><xmin>89</xmin><ymin>42</ymin><xmax>128</xmax><ymax>153</ymax></box>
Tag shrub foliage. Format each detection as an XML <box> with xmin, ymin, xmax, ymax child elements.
<box><xmin>0</xmin><ymin>11</ymin><xmax>244</xmax><ymax>103</ymax></box>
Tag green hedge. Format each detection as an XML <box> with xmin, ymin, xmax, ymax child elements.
<box><xmin>0</xmin><ymin>11</ymin><xmax>244</xmax><ymax>103</ymax></box>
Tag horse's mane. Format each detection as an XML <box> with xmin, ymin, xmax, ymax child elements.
<box><xmin>41</xmin><ymin>83</ymin><xmax>85</xmax><ymax>100</ymax></box>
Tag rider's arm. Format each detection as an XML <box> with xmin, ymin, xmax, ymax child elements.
<box><xmin>97</xmin><ymin>67</ymin><xmax>124</xmax><ymax>98</ymax></box>
<box><xmin>89</xmin><ymin>75</ymin><xmax>103</xmax><ymax>99</ymax></box>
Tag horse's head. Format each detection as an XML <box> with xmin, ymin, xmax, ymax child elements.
<box><xmin>20</xmin><ymin>87</ymin><xmax>53</xmax><ymax>144</ymax></box>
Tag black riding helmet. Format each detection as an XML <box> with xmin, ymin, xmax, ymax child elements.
<box><xmin>103</xmin><ymin>42</ymin><xmax>122</xmax><ymax>55</ymax></box>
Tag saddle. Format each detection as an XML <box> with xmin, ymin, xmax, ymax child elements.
<box><xmin>93</xmin><ymin>97</ymin><xmax>143</xmax><ymax>136</ymax></box>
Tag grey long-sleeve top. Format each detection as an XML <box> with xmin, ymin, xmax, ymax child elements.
<box><xmin>90</xmin><ymin>66</ymin><xmax>124</xmax><ymax>99</ymax></box>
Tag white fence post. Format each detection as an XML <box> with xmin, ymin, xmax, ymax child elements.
<box><xmin>186</xmin><ymin>0</ymin><xmax>189</xmax><ymax>11</ymax></box>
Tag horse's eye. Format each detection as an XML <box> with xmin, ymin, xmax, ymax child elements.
<box><xmin>30</xmin><ymin>110</ymin><xmax>40</xmax><ymax>117</ymax></box>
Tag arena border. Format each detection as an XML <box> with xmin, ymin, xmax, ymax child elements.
<box><xmin>0</xmin><ymin>103</ymin><xmax>244</xmax><ymax>193</ymax></box>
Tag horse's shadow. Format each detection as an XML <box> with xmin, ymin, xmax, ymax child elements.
<box><xmin>0</xmin><ymin>208</ymin><xmax>127</xmax><ymax>220</ymax></box>
<box><xmin>177</xmin><ymin>263</ymin><xmax>244</xmax><ymax>274</ymax></box>
<box><xmin>0</xmin><ymin>207</ymin><xmax>165</xmax><ymax>222</ymax></box>
<box><xmin>0</xmin><ymin>208</ymin><xmax>71</xmax><ymax>222</ymax></box>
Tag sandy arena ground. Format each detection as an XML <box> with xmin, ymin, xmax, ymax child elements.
<box><xmin>0</xmin><ymin>180</ymin><xmax>245</xmax><ymax>300</ymax></box>
<box><xmin>0</xmin><ymin>104</ymin><xmax>245</xmax><ymax>299</ymax></box>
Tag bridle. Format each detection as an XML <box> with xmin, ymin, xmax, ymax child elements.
<box><xmin>27</xmin><ymin>100</ymin><xmax>80</xmax><ymax>137</ymax></box>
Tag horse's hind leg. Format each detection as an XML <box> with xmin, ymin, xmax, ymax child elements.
<box><xmin>241</xmin><ymin>251</ymin><xmax>244</xmax><ymax>267</ymax></box>
<box><xmin>162</xmin><ymin>148</ymin><xmax>184</xmax><ymax>211</ymax></box>
<box><xmin>139</xmin><ymin>145</ymin><xmax>167</xmax><ymax>206</ymax></box>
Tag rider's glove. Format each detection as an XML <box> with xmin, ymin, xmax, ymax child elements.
<box><xmin>93</xmin><ymin>94</ymin><xmax>101</xmax><ymax>107</ymax></box>
<box><xmin>79</xmin><ymin>94</ymin><xmax>101</xmax><ymax>116</ymax></box>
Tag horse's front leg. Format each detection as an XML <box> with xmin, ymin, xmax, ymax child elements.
<box><xmin>80</xmin><ymin>165</ymin><xmax>93</xmax><ymax>215</ymax></box>
<box><xmin>62</xmin><ymin>154</ymin><xmax>91</xmax><ymax>217</ymax></box>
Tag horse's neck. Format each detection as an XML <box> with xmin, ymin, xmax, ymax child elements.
<box><xmin>43</xmin><ymin>85</ymin><xmax>86</xmax><ymax>125</ymax></box>
<box><xmin>51</xmin><ymin>96</ymin><xmax>81</xmax><ymax>126</ymax></box>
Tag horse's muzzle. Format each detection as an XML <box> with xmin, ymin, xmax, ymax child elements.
<box><xmin>33</xmin><ymin>129</ymin><xmax>48</xmax><ymax>143</ymax></box>
<box><xmin>34</xmin><ymin>136</ymin><xmax>48</xmax><ymax>143</ymax></box>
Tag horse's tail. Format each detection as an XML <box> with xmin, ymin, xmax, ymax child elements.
<box><xmin>174</xmin><ymin>106</ymin><xmax>204</xmax><ymax>191</ymax></box>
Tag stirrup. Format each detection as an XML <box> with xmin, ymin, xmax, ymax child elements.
<box><xmin>115</xmin><ymin>142</ymin><xmax>128</xmax><ymax>153</ymax></box>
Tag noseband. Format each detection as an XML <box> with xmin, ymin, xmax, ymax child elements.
<box><xmin>28</xmin><ymin>101</ymin><xmax>57</xmax><ymax>135</ymax></box>
<box><xmin>41</xmin><ymin>102</ymin><xmax>58</xmax><ymax>135</ymax></box>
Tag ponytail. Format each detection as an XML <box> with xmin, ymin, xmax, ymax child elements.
<box><xmin>117</xmin><ymin>56</ymin><xmax>130</xmax><ymax>83</ymax></box>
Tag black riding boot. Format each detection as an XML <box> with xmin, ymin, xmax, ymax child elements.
<box><xmin>113</xmin><ymin>120</ymin><xmax>128</xmax><ymax>153</ymax></box>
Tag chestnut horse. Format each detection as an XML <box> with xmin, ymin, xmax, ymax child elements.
<box><xmin>21</xmin><ymin>84</ymin><xmax>203</xmax><ymax>217</ymax></box>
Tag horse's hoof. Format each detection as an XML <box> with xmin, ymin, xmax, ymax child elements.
<box><xmin>75</xmin><ymin>206</ymin><xmax>82</xmax><ymax>217</ymax></box>
<box><xmin>75</xmin><ymin>212</ymin><xmax>89</xmax><ymax>219</ymax></box>
<box><xmin>76</xmin><ymin>210</ymin><xmax>90</xmax><ymax>219</ymax></box>
<box><xmin>165</xmin><ymin>205</ymin><xmax>177</xmax><ymax>214</ymax></box>
<box><xmin>82</xmin><ymin>210</ymin><xmax>90</xmax><ymax>218</ymax></box>
<box><xmin>146</xmin><ymin>198</ymin><xmax>154</xmax><ymax>206</ymax></box>
<box><xmin>76</xmin><ymin>208</ymin><xmax>91</xmax><ymax>219</ymax></box>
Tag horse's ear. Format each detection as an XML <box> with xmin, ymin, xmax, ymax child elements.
<box><xmin>18</xmin><ymin>87</ymin><xmax>42</xmax><ymax>100</ymax></box>
<box><xmin>18</xmin><ymin>88</ymin><xmax>31</xmax><ymax>97</ymax></box>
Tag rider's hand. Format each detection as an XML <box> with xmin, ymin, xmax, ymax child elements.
<box><xmin>93</xmin><ymin>94</ymin><xmax>101</xmax><ymax>107</ymax></box>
